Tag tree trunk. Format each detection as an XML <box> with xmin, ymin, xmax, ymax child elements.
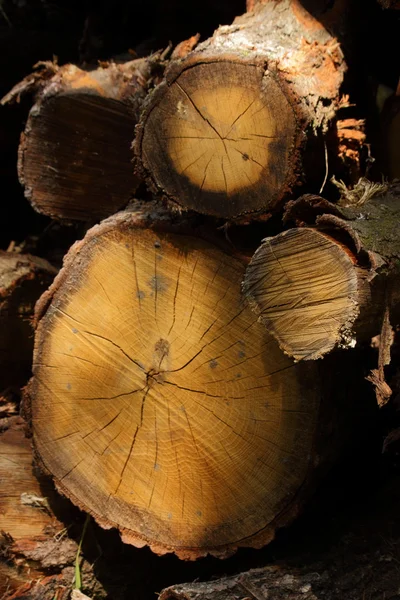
<box><xmin>2</xmin><ymin>56</ymin><xmax>166</xmax><ymax>222</ymax></box>
<box><xmin>22</xmin><ymin>200</ymin><xmax>363</xmax><ymax>560</ymax></box>
<box><xmin>134</xmin><ymin>0</ymin><xmax>361</xmax><ymax>220</ymax></box>
<box><xmin>0</xmin><ymin>251</ymin><xmax>57</xmax><ymax>393</ymax></box>
<box><xmin>242</xmin><ymin>182</ymin><xmax>400</xmax><ymax>362</ymax></box>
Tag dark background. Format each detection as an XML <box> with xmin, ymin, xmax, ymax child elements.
<box><xmin>0</xmin><ymin>2</ymin><xmax>400</xmax><ymax>598</ymax></box>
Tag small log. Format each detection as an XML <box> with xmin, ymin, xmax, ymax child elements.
<box><xmin>242</xmin><ymin>182</ymin><xmax>400</xmax><ymax>361</ymax></box>
<box><xmin>25</xmin><ymin>201</ymin><xmax>354</xmax><ymax>559</ymax></box>
<box><xmin>4</xmin><ymin>56</ymin><xmax>165</xmax><ymax>222</ymax></box>
<box><xmin>0</xmin><ymin>251</ymin><xmax>56</xmax><ymax>392</ymax></box>
<box><xmin>135</xmin><ymin>0</ymin><xmax>356</xmax><ymax>220</ymax></box>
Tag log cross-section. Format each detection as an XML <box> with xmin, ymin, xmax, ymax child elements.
<box><xmin>137</xmin><ymin>61</ymin><xmax>297</xmax><ymax>218</ymax></box>
<box><xmin>27</xmin><ymin>202</ymin><xmax>325</xmax><ymax>559</ymax></box>
<box><xmin>135</xmin><ymin>0</ymin><xmax>350</xmax><ymax>219</ymax></box>
<box><xmin>243</xmin><ymin>228</ymin><xmax>367</xmax><ymax>361</ymax></box>
<box><xmin>243</xmin><ymin>185</ymin><xmax>400</xmax><ymax>362</ymax></box>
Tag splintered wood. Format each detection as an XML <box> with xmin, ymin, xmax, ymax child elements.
<box><xmin>139</xmin><ymin>62</ymin><xmax>295</xmax><ymax>218</ymax></box>
<box><xmin>243</xmin><ymin>229</ymin><xmax>364</xmax><ymax>361</ymax></box>
<box><xmin>28</xmin><ymin>205</ymin><xmax>321</xmax><ymax>559</ymax></box>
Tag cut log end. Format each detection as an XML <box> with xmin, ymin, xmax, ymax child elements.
<box><xmin>243</xmin><ymin>228</ymin><xmax>367</xmax><ymax>361</ymax></box>
<box><xmin>136</xmin><ymin>61</ymin><xmax>298</xmax><ymax>219</ymax></box>
<box><xmin>29</xmin><ymin>204</ymin><xmax>321</xmax><ymax>559</ymax></box>
<box><xmin>19</xmin><ymin>92</ymin><xmax>139</xmax><ymax>222</ymax></box>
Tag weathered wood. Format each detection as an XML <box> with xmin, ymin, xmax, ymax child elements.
<box><xmin>3</xmin><ymin>56</ymin><xmax>166</xmax><ymax>222</ymax></box>
<box><xmin>0</xmin><ymin>416</ymin><xmax>106</xmax><ymax>600</ymax></box>
<box><xmin>243</xmin><ymin>182</ymin><xmax>400</xmax><ymax>361</ymax></box>
<box><xmin>0</xmin><ymin>251</ymin><xmax>57</xmax><ymax>392</ymax></box>
<box><xmin>24</xmin><ymin>200</ymin><xmax>352</xmax><ymax>560</ymax></box>
<box><xmin>135</xmin><ymin>0</ymin><xmax>359</xmax><ymax>220</ymax></box>
<box><xmin>0</xmin><ymin>416</ymin><xmax>73</xmax><ymax>599</ymax></box>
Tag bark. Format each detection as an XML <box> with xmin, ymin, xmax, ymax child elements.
<box><xmin>242</xmin><ymin>182</ymin><xmax>400</xmax><ymax>362</ymax></box>
<box><xmin>0</xmin><ymin>251</ymin><xmax>57</xmax><ymax>393</ymax></box>
<box><xmin>2</xmin><ymin>55</ymin><xmax>166</xmax><ymax>222</ymax></box>
<box><xmin>134</xmin><ymin>0</ymin><xmax>362</xmax><ymax>220</ymax></box>
<box><xmin>22</xmin><ymin>200</ymin><xmax>365</xmax><ymax>560</ymax></box>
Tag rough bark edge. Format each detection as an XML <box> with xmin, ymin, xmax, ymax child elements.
<box><xmin>284</xmin><ymin>184</ymin><xmax>400</xmax><ymax>279</ymax></box>
<box><xmin>282</xmin><ymin>187</ymin><xmax>400</xmax><ymax>391</ymax></box>
<box><xmin>159</xmin><ymin>565</ymin><xmax>322</xmax><ymax>600</ymax></box>
<box><xmin>1</xmin><ymin>52</ymin><xmax>167</xmax><ymax>107</ymax></box>
<box><xmin>133</xmin><ymin>57</ymin><xmax>304</xmax><ymax>222</ymax></box>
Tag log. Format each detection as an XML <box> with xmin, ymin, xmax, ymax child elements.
<box><xmin>242</xmin><ymin>182</ymin><xmax>400</xmax><ymax>361</ymax></box>
<box><xmin>134</xmin><ymin>0</ymin><xmax>357</xmax><ymax>220</ymax></box>
<box><xmin>0</xmin><ymin>251</ymin><xmax>57</xmax><ymax>392</ymax></box>
<box><xmin>25</xmin><ymin>200</ymin><xmax>356</xmax><ymax>560</ymax></box>
<box><xmin>3</xmin><ymin>56</ymin><xmax>166</xmax><ymax>222</ymax></box>
<box><xmin>0</xmin><ymin>416</ymin><xmax>106</xmax><ymax>600</ymax></box>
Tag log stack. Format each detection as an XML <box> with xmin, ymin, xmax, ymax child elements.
<box><xmin>0</xmin><ymin>3</ymin><xmax>398</xmax><ymax>597</ymax></box>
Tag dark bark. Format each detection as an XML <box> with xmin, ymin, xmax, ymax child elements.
<box><xmin>3</xmin><ymin>56</ymin><xmax>167</xmax><ymax>222</ymax></box>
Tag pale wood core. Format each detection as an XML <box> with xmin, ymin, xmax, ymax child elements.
<box><xmin>32</xmin><ymin>224</ymin><xmax>318</xmax><ymax>556</ymax></box>
<box><xmin>140</xmin><ymin>62</ymin><xmax>296</xmax><ymax>217</ymax></box>
<box><xmin>243</xmin><ymin>228</ymin><xmax>361</xmax><ymax>361</ymax></box>
<box><xmin>167</xmin><ymin>85</ymin><xmax>274</xmax><ymax>193</ymax></box>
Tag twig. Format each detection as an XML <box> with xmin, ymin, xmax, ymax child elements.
<box><xmin>319</xmin><ymin>141</ymin><xmax>328</xmax><ymax>194</ymax></box>
<box><xmin>74</xmin><ymin>514</ymin><xmax>90</xmax><ymax>590</ymax></box>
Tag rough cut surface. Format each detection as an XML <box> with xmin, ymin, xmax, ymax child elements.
<box><xmin>28</xmin><ymin>202</ymin><xmax>323</xmax><ymax>559</ymax></box>
<box><xmin>138</xmin><ymin>61</ymin><xmax>297</xmax><ymax>218</ymax></box>
<box><xmin>246</xmin><ymin>186</ymin><xmax>400</xmax><ymax>362</ymax></box>
<box><xmin>135</xmin><ymin>0</ymin><xmax>347</xmax><ymax>219</ymax></box>
<box><xmin>13</xmin><ymin>58</ymin><xmax>164</xmax><ymax>221</ymax></box>
<box><xmin>243</xmin><ymin>228</ymin><xmax>368</xmax><ymax>361</ymax></box>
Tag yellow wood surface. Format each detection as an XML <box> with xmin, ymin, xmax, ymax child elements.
<box><xmin>32</xmin><ymin>225</ymin><xmax>319</xmax><ymax>556</ymax></box>
<box><xmin>244</xmin><ymin>228</ymin><xmax>361</xmax><ymax>360</ymax></box>
<box><xmin>141</xmin><ymin>62</ymin><xmax>296</xmax><ymax>218</ymax></box>
<box><xmin>167</xmin><ymin>84</ymin><xmax>274</xmax><ymax>194</ymax></box>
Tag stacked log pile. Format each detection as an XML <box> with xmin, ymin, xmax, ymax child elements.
<box><xmin>0</xmin><ymin>0</ymin><xmax>399</xmax><ymax>598</ymax></box>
